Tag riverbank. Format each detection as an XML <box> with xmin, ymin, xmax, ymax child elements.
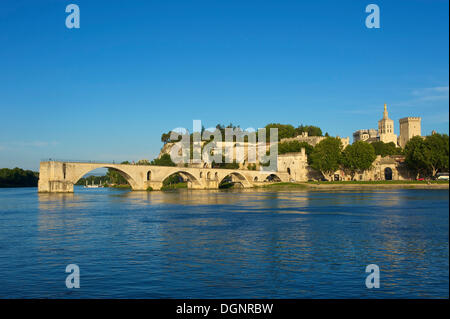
<box><xmin>0</xmin><ymin>168</ymin><xmax>39</xmax><ymax>188</ymax></box>
<box><xmin>258</xmin><ymin>181</ymin><xmax>449</xmax><ymax>190</ymax></box>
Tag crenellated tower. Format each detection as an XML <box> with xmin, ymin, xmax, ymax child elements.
<box><xmin>398</xmin><ymin>117</ymin><xmax>421</xmax><ymax>148</ymax></box>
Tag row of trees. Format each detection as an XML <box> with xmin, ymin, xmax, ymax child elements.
<box><xmin>277</xmin><ymin>139</ymin><xmax>405</xmax><ymax>179</ymax></box>
<box><xmin>302</xmin><ymin>133</ymin><xmax>449</xmax><ymax>180</ymax></box>
<box><xmin>0</xmin><ymin>168</ymin><xmax>39</xmax><ymax>187</ymax></box>
<box><xmin>265</xmin><ymin>123</ymin><xmax>323</xmax><ymax>140</ymax></box>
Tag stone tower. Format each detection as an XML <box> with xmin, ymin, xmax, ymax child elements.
<box><xmin>398</xmin><ymin>117</ymin><xmax>421</xmax><ymax>148</ymax></box>
<box><xmin>378</xmin><ymin>104</ymin><xmax>398</xmax><ymax>145</ymax></box>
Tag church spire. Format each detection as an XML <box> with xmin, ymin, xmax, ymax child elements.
<box><xmin>383</xmin><ymin>103</ymin><xmax>388</xmax><ymax>119</ymax></box>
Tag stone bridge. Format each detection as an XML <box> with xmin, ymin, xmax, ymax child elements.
<box><xmin>38</xmin><ymin>161</ymin><xmax>289</xmax><ymax>193</ymax></box>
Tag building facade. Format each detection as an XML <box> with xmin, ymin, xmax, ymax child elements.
<box><xmin>277</xmin><ymin>149</ymin><xmax>308</xmax><ymax>182</ymax></box>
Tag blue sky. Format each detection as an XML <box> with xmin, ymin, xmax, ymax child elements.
<box><xmin>0</xmin><ymin>0</ymin><xmax>448</xmax><ymax>170</ymax></box>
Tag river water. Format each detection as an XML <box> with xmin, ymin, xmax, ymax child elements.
<box><xmin>0</xmin><ymin>187</ymin><xmax>448</xmax><ymax>298</ymax></box>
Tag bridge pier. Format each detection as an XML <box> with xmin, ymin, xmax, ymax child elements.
<box><xmin>38</xmin><ymin>161</ymin><xmax>75</xmax><ymax>193</ymax></box>
<box><xmin>38</xmin><ymin>180</ymin><xmax>74</xmax><ymax>193</ymax></box>
<box><xmin>146</xmin><ymin>181</ymin><xmax>163</xmax><ymax>191</ymax></box>
<box><xmin>203</xmin><ymin>180</ymin><xmax>219</xmax><ymax>189</ymax></box>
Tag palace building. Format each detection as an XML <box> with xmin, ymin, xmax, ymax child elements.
<box><xmin>353</xmin><ymin>103</ymin><xmax>422</xmax><ymax>148</ymax></box>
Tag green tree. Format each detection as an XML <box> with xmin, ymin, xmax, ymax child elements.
<box><xmin>342</xmin><ymin>141</ymin><xmax>376</xmax><ymax>180</ymax></box>
<box><xmin>404</xmin><ymin>134</ymin><xmax>449</xmax><ymax>178</ymax></box>
<box><xmin>295</xmin><ymin>125</ymin><xmax>323</xmax><ymax>137</ymax></box>
<box><xmin>161</xmin><ymin>133</ymin><xmax>171</xmax><ymax>144</ymax></box>
<box><xmin>309</xmin><ymin>137</ymin><xmax>343</xmax><ymax>180</ymax></box>
<box><xmin>265</xmin><ymin>123</ymin><xmax>296</xmax><ymax>141</ymax></box>
<box><xmin>404</xmin><ymin>136</ymin><xmax>430</xmax><ymax>178</ymax></box>
<box><xmin>371</xmin><ymin>141</ymin><xmax>402</xmax><ymax>157</ymax></box>
<box><xmin>424</xmin><ymin>133</ymin><xmax>449</xmax><ymax>177</ymax></box>
<box><xmin>151</xmin><ymin>154</ymin><xmax>176</xmax><ymax>166</ymax></box>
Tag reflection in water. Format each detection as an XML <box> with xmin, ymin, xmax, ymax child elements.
<box><xmin>38</xmin><ymin>193</ymin><xmax>86</xmax><ymax>211</ymax></box>
<box><xmin>0</xmin><ymin>187</ymin><xmax>447</xmax><ymax>298</ymax></box>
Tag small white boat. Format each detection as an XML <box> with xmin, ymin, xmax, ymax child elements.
<box><xmin>84</xmin><ymin>179</ymin><xmax>104</xmax><ymax>188</ymax></box>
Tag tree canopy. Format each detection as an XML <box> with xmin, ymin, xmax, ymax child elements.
<box><xmin>151</xmin><ymin>154</ymin><xmax>176</xmax><ymax>167</ymax></box>
<box><xmin>371</xmin><ymin>141</ymin><xmax>403</xmax><ymax>157</ymax></box>
<box><xmin>309</xmin><ymin>137</ymin><xmax>343</xmax><ymax>180</ymax></box>
<box><xmin>404</xmin><ymin>134</ymin><xmax>449</xmax><ymax>178</ymax></box>
<box><xmin>264</xmin><ymin>123</ymin><xmax>296</xmax><ymax>141</ymax></box>
<box><xmin>295</xmin><ymin>125</ymin><xmax>323</xmax><ymax>137</ymax></box>
<box><xmin>425</xmin><ymin>133</ymin><xmax>449</xmax><ymax>176</ymax></box>
<box><xmin>0</xmin><ymin>168</ymin><xmax>39</xmax><ymax>187</ymax></box>
<box><xmin>342</xmin><ymin>141</ymin><xmax>376</xmax><ymax>180</ymax></box>
<box><xmin>264</xmin><ymin>123</ymin><xmax>324</xmax><ymax>141</ymax></box>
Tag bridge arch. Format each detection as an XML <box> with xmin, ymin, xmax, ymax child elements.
<box><xmin>219</xmin><ymin>171</ymin><xmax>252</xmax><ymax>188</ymax></box>
<box><xmin>160</xmin><ymin>170</ymin><xmax>202</xmax><ymax>187</ymax></box>
<box><xmin>264</xmin><ymin>173</ymin><xmax>281</xmax><ymax>182</ymax></box>
<box><xmin>72</xmin><ymin>165</ymin><xmax>139</xmax><ymax>189</ymax></box>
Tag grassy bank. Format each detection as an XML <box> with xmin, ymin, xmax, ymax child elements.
<box><xmin>256</xmin><ymin>180</ymin><xmax>448</xmax><ymax>190</ymax></box>
<box><xmin>307</xmin><ymin>180</ymin><xmax>449</xmax><ymax>185</ymax></box>
<box><xmin>305</xmin><ymin>180</ymin><xmax>449</xmax><ymax>190</ymax></box>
